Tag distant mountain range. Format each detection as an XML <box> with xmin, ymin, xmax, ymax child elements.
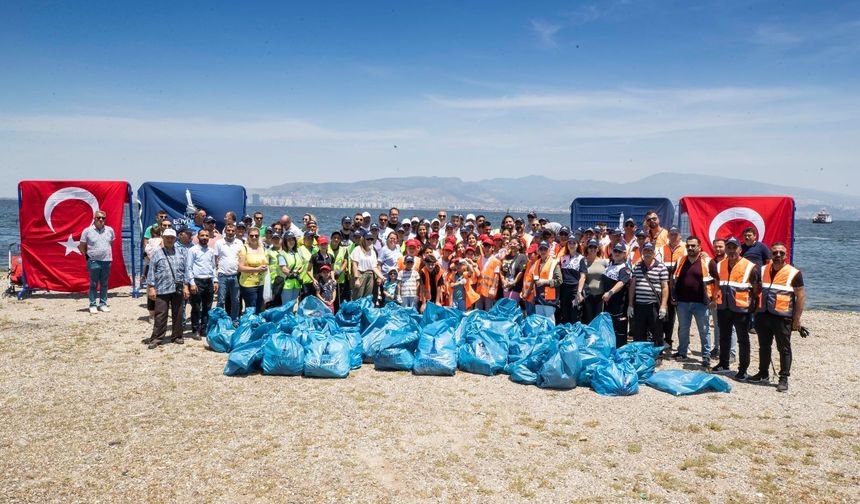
<box><xmin>253</xmin><ymin>172</ymin><xmax>860</xmax><ymax>219</ymax></box>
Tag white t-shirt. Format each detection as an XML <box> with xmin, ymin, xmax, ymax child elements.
<box><xmin>350</xmin><ymin>246</ymin><xmax>378</xmax><ymax>273</ymax></box>
<box><xmin>215</xmin><ymin>238</ymin><xmax>244</xmax><ymax>275</ymax></box>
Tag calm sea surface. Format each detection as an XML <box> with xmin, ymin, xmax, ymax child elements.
<box><xmin>1</xmin><ymin>200</ymin><xmax>855</xmax><ymax>311</ymax></box>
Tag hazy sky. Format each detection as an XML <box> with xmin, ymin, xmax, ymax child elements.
<box><xmin>2</xmin><ymin>1</ymin><xmax>859</xmax><ymax>197</ymax></box>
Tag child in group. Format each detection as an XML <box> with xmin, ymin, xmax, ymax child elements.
<box><xmin>315</xmin><ymin>265</ymin><xmax>337</xmax><ymax>312</ymax></box>
<box><xmin>399</xmin><ymin>255</ymin><xmax>420</xmax><ymax>309</ymax></box>
<box><xmin>382</xmin><ymin>269</ymin><xmax>401</xmax><ymax>305</ymax></box>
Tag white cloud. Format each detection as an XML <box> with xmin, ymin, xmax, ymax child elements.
<box><xmin>530</xmin><ymin>19</ymin><xmax>561</xmax><ymax>49</ymax></box>
<box><xmin>0</xmin><ymin>114</ymin><xmax>425</xmax><ymax>141</ymax></box>
<box><xmin>753</xmin><ymin>25</ymin><xmax>804</xmax><ymax>46</ymax></box>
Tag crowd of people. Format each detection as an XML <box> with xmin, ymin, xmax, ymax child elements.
<box><xmin>120</xmin><ymin>206</ymin><xmax>805</xmax><ymax>392</ymax></box>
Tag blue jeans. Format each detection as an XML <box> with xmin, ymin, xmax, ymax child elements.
<box><xmin>87</xmin><ymin>259</ymin><xmax>111</xmax><ymax>307</ymax></box>
<box><xmin>402</xmin><ymin>296</ymin><xmax>418</xmax><ymax>309</ymax></box>
<box><xmin>240</xmin><ymin>285</ymin><xmax>264</xmax><ymax>315</ymax></box>
<box><xmin>535</xmin><ymin>304</ymin><xmax>556</xmax><ymax>320</ymax></box>
<box><xmin>677</xmin><ymin>302</ymin><xmax>711</xmax><ymax>361</ymax></box>
<box><xmin>217</xmin><ymin>274</ymin><xmax>241</xmax><ymax>322</ymax></box>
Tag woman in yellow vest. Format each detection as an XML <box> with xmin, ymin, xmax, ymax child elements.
<box><xmin>280</xmin><ymin>232</ymin><xmax>303</xmax><ymax>305</ymax></box>
<box><xmin>237</xmin><ymin>228</ymin><xmax>268</xmax><ymax>315</ymax></box>
<box><xmin>265</xmin><ymin>233</ymin><xmax>286</xmax><ymax>308</ymax></box>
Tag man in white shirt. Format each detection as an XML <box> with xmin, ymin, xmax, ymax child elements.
<box><xmin>214</xmin><ymin>223</ymin><xmax>244</xmax><ymax>324</ymax></box>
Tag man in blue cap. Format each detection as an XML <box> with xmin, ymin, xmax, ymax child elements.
<box><xmin>712</xmin><ymin>237</ymin><xmax>759</xmax><ymax>379</ymax></box>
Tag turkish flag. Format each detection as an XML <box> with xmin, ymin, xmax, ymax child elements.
<box><xmin>18</xmin><ymin>181</ymin><xmax>132</xmax><ymax>292</ymax></box>
<box><xmin>680</xmin><ymin>196</ymin><xmax>795</xmax><ymax>261</ymax></box>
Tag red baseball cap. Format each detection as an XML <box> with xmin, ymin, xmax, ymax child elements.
<box><xmin>317</xmin><ymin>236</ymin><xmax>329</xmax><ymax>245</ymax></box>
<box><xmin>406</xmin><ymin>239</ymin><xmax>420</xmax><ymax>248</ymax></box>
<box><xmin>320</xmin><ymin>264</ymin><xmax>332</xmax><ymax>272</ymax></box>
<box><xmin>527</xmin><ymin>243</ymin><xmax>538</xmax><ymax>254</ymax></box>
<box><xmin>442</xmin><ymin>243</ymin><xmax>455</xmax><ymax>252</ymax></box>
<box><xmin>481</xmin><ymin>237</ymin><xmax>494</xmax><ymax>246</ymax></box>
<box><xmin>492</xmin><ymin>233</ymin><xmax>503</xmax><ymax>241</ymax></box>
<box><xmin>465</xmin><ymin>246</ymin><xmax>476</xmax><ymax>253</ymax></box>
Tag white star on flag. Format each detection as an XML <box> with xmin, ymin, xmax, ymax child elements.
<box><xmin>59</xmin><ymin>234</ymin><xmax>82</xmax><ymax>256</ymax></box>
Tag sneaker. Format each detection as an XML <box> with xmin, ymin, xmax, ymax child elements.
<box><xmin>710</xmin><ymin>349</ymin><xmax>719</xmax><ymax>359</ymax></box>
<box><xmin>89</xmin><ymin>306</ymin><xmax>98</xmax><ymax>314</ymax></box>
<box><xmin>734</xmin><ymin>371</ymin><xmax>749</xmax><ymax>381</ymax></box>
<box><xmin>147</xmin><ymin>339</ymin><xmax>161</xmax><ymax>350</ymax></box>
<box><xmin>729</xmin><ymin>354</ymin><xmax>737</xmax><ymax>364</ymax></box>
<box><xmin>776</xmin><ymin>377</ymin><xmax>788</xmax><ymax>392</ymax></box>
<box><xmin>173</xmin><ymin>337</ymin><xmax>185</xmax><ymax>345</ymax></box>
<box><xmin>672</xmin><ymin>352</ymin><xmax>688</xmax><ymax>361</ymax></box>
<box><xmin>711</xmin><ymin>364</ymin><xmax>731</xmax><ymax>374</ymax></box>
<box><xmin>98</xmin><ymin>305</ymin><xmax>111</xmax><ymax>313</ymax></box>
<box><xmin>702</xmin><ymin>360</ymin><xmax>711</xmax><ymax>369</ymax></box>
<box><xmin>747</xmin><ymin>372</ymin><xmax>769</xmax><ymax>384</ymax></box>
<box><xmin>189</xmin><ymin>333</ymin><xmax>202</xmax><ymax>341</ymax></box>
<box><xmin>749</xmin><ymin>327</ymin><xmax>757</xmax><ymax>335</ymax></box>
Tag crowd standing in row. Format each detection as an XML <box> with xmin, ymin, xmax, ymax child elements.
<box><xmin>130</xmin><ymin>206</ymin><xmax>804</xmax><ymax>392</ymax></box>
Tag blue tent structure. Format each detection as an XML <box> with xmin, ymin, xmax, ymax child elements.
<box><xmin>569</xmin><ymin>197</ymin><xmax>675</xmax><ymax>230</ymax></box>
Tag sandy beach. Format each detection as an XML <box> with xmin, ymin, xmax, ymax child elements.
<box><xmin>1</xmin><ymin>282</ymin><xmax>858</xmax><ymax>503</ymax></box>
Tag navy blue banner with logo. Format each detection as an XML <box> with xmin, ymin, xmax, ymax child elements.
<box><xmin>137</xmin><ymin>181</ymin><xmax>246</xmax><ymax>234</ymax></box>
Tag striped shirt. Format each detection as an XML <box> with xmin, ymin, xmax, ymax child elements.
<box><xmin>399</xmin><ymin>268</ymin><xmax>419</xmax><ymax>298</ymax></box>
<box><xmin>632</xmin><ymin>259</ymin><xmax>669</xmax><ymax>305</ymax></box>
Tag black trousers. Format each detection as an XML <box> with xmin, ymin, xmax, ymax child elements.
<box><xmin>717</xmin><ymin>310</ymin><xmax>751</xmax><ymax>372</ymax></box>
<box><xmin>633</xmin><ymin>303</ymin><xmax>664</xmax><ymax>347</ymax></box>
<box><xmin>557</xmin><ymin>284</ymin><xmax>581</xmax><ymax>325</ymax></box>
<box><xmin>152</xmin><ymin>292</ymin><xmax>183</xmax><ymax>341</ymax></box>
<box><xmin>581</xmin><ymin>294</ymin><xmax>604</xmax><ymax>324</ymax></box>
<box><xmin>756</xmin><ymin>312</ymin><xmax>793</xmax><ymax>377</ymax></box>
<box><xmin>662</xmin><ymin>302</ymin><xmax>676</xmax><ymax>347</ymax></box>
<box><xmin>611</xmin><ymin>312</ymin><xmax>629</xmax><ymax>349</ymax></box>
<box><xmin>190</xmin><ymin>278</ymin><xmax>215</xmax><ymax>333</ymax></box>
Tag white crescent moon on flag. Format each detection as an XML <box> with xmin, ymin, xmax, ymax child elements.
<box><xmin>44</xmin><ymin>187</ymin><xmax>100</xmax><ymax>232</ymax></box>
<box><xmin>708</xmin><ymin>207</ymin><xmax>766</xmax><ymax>243</ymax></box>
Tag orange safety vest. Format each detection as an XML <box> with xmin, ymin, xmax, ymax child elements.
<box><xmin>521</xmin><ymin>257</ymin><xmax>539</xmax><ymax>303</ymax></box>
<box><xmin>446</xmin><ymin>269</ymin><xmax>480</xmax><ymax>308</ymax></box>
<box><xmin>661</xmin><ymin>243</ymin><xmax>684</xmax><ymax>271</ymax></box>
<box><xmin>476</xmin><ymin>254</ymin><xmax>501</xmax><ymax>298</ymax></box>
<box><xmin>716</xmin><ymin>257</ymin><xmax>756</xmax><ymax>313</ymax></box>
<box><xmin>759</xmin><ymin>263</ymin><xmax>800</xmax><ymax>318</ymax></box>
<box><xmin>530</xmin><ymin>257</ymin><xmax>558</xmax><ymax>303</ymax></box>
<box><xmin>630</xmin><ymin>246</ymin><xmax>642</xmax><ymax>266</ymax></box>
<box><xmin>673</xmin><ymin>254</ymin><xmax>717</xmax><ymax>303</ymax></box>
<box><xmin>419</xmin><ymin>266</ymin><xmax>444</xmax><ymax>304</ymax></box>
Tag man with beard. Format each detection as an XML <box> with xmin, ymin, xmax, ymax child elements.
<box><xmin>750</xmin><ymin>243</ymin><xmax>805</xmax><ymax>392</ymax></box>
<box><xmin>711</xmin><ymin>237</ymin><xmax>757</xmax><ymax>380</ymax></box>
<box><xmin>644</xmin><ymin>210</ymin><xmax>669</xmax><ymax>249</ymax></box>
<box><xmin>186</xmin><ymin>229</ymin><xmax>218</xmax><ymax>339</ymax></box>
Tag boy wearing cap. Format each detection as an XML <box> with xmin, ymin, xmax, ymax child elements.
<box><xmin>399</xmin><ymin>255</ymin><xmax>421</xmax><ymax>309</ymax></box>
<box><xmin>382</xmin><ymin>269</ymin><xmax>401</xmax><ymax>305</ymax></box>
<box><xmin>315</xmin><ymin>265</ymin><xmax>337</xmax><ymax>312</ymax></box>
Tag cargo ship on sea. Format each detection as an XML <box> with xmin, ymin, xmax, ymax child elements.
<box><xmin>812</xmin><ymin>209</ymin><xmax>833</xmax><ymax>224</ymax></box>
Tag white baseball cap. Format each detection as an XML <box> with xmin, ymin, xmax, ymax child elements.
<box><xmin>362</xmin><ymin>211</ymin><xmax>371</xmax><ymax>219</ymax></box>
<box><xmin>465</xmin><ymin>213</ymin><xmax>476</xmax><ymax>221</ymax></box>
<box><xmin>162</xmin><ymin>229</ymin><xmax>177</xmax><ymax>237</ymax></box>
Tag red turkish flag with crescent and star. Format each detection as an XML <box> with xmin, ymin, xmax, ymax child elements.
<box><xmin>680</xmin><ymin>196</ymin><xmax>795</xmax><ymax>261</ymax></box>
<box><xmin>18</xmin><ymin>181</ymin><xmax>132</xmax><ymax>292</ymax></box>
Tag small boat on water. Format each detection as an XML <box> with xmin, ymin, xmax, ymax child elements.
<box><xmin>812</xmin><ymin>209</ymin><xmax>833</xmax><ymax>224</ymax></box>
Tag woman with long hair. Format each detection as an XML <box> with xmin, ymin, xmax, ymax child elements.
<box><xmin>350</xmin><ymin>231</ymin><xmax>383</xmax><ymax>300</ymax></box>
<box><xmin>558</xmin><ymin>235</ymin><xmax>587</xmax><ymax>324</ymax></box>
<box><xmin>280</xmin><ymin>233</ymin><xmax>303</xmax><ymax>304</ymax></box>
<box><xmin>581</xmin><ymin>239</ymin><xmax>609</xmax><ymax>323</ymax></box>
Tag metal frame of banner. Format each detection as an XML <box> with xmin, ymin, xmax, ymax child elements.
<box><xmin>126</xmin><ymin>183</ymin><xmax>140</xmax><ymax>298</ymax></box>
<box><xmin>15</xmin><ymin>186</ymin><xmax>37</xmax><ymax>300</ymax></box>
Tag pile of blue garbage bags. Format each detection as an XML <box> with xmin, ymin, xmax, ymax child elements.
<box><xmin>207</xmin><ymin>297</ymin><xmax>732</xmax><ymax>397</ymax></box>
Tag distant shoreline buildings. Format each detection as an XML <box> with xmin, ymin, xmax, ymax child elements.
<box><xmin>251</xmin><ymin>193</ymin><xmax>563</xmax><ymax>212</ymax></box>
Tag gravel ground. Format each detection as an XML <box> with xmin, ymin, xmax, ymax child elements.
<box><xmin>1</xmin><ymin>283</ymin><xmax>859</xmax><ymax>503</ymax></box>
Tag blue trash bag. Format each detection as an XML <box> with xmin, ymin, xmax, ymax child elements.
<box><xmin>644</xmin><ymin>370</ymin><xmax>732</xmax><ymax>396</ymax></box>
<box><xmin>458</xmin><ymin>326</ymin><xmax>510</xmax><ymax>376</ymax></box>
<box><xmin>421</xmin><ymin>302</ymin><xmax>463</xmax><ymax>326</ymax></box>
<box><xmin>590</xmin><ymin>355</ymin><xmax>640</xmax><ymax>396</ymax></box>
<box><xmin>538</xmin><ymin>337</ymin><xmax>582</xmax><ymax>389</ymax></box>
<box><xmin>413</xmin><ymin>320</ymin><xmax>459</xmax><ymax>376</ymax></box>
<box><xmin>509</xmin><ymin>315</ymin><xmax>555</xmax><ymax>364</ymax></box>
<box><xmin>354</xmin><ymin>295</ymin><xmax>382</xmax><ymax>331</ymax></box>
<box><xmin>375</xmin><ymin>327</ymin><xmax>420</xmax><ymax>371</ymax></box>
<box><xmin>489</xmin><ymin>298</ymin><xmax>524</xmax><ymax>325</ymax></box>
<box><xmin>361</xmin><ymin>308</ymin><xmax>419</xmax><ymax>363</ymax></box>
<box><xmin>505</xmin><ymin>339</ymin><xmax>555</xmax><ymax>385</ymax></box>
<box><xmin>616</xmin><ymin>342</ymin><xmax>664</xmax><ymax>380</ymax></box>
<box><xmin>338</xmin><ymin>327</ymin><xmax>363</xmax><ymax>369</ymax></box>
<box><xmin>261</xmin><ymin>300</ymin><xmax>297</xmax><ymax>323</ymax></box>
<box><xmin>574</xmin><ymin>317</ymin><xmax>617</xmax><ymax>385</ymax></box>
<box><xmin>224</xmin><ymin>336</ymin><xmax>269</xmax><ymax>376</ymax></box>
<box><xmin>230</xmin><ymin>319</ymin><xmax>274</xmax><ymax>350</ymax></box>
<box><xmin>311</xmin><ymin>314</ymin><xmax>340</xmax><ymax>334</ymax></box>
<box><xmin>520</xmin><ymin>314</ymin><xmax>556</xmax><ymax>339</ymax></box>
<box><xmin>206</xmin><ymin>307</ymin><xmax>235</xmax><ymax>353</ymax></box>
<box><xmin>304</xmin><ymin>335</ymin><xmax>351</xmax><ymax>378</ymax></box>
<box><xmin>297</xmin><ymin>296</ymin><xmax>332</xmax><ymax>318</ymax></box>
<box><xmin>553</xmin><ymin>323</ymin><xmax>577</xmax><ymax>340</ymax></box>
<box><xmin>294</xmin><ymin>326</ymin><xmax>328</xmax><ymax>348</ymax></box>
<box><xmin>262</xmin><ymin>331</ymin><xmax>305</xmax><ymax>376</ymax></box>
<box><xmin>335</xmin><ymin>299</ymin><xmax>364</xmax><ymax>328</ymax></box>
